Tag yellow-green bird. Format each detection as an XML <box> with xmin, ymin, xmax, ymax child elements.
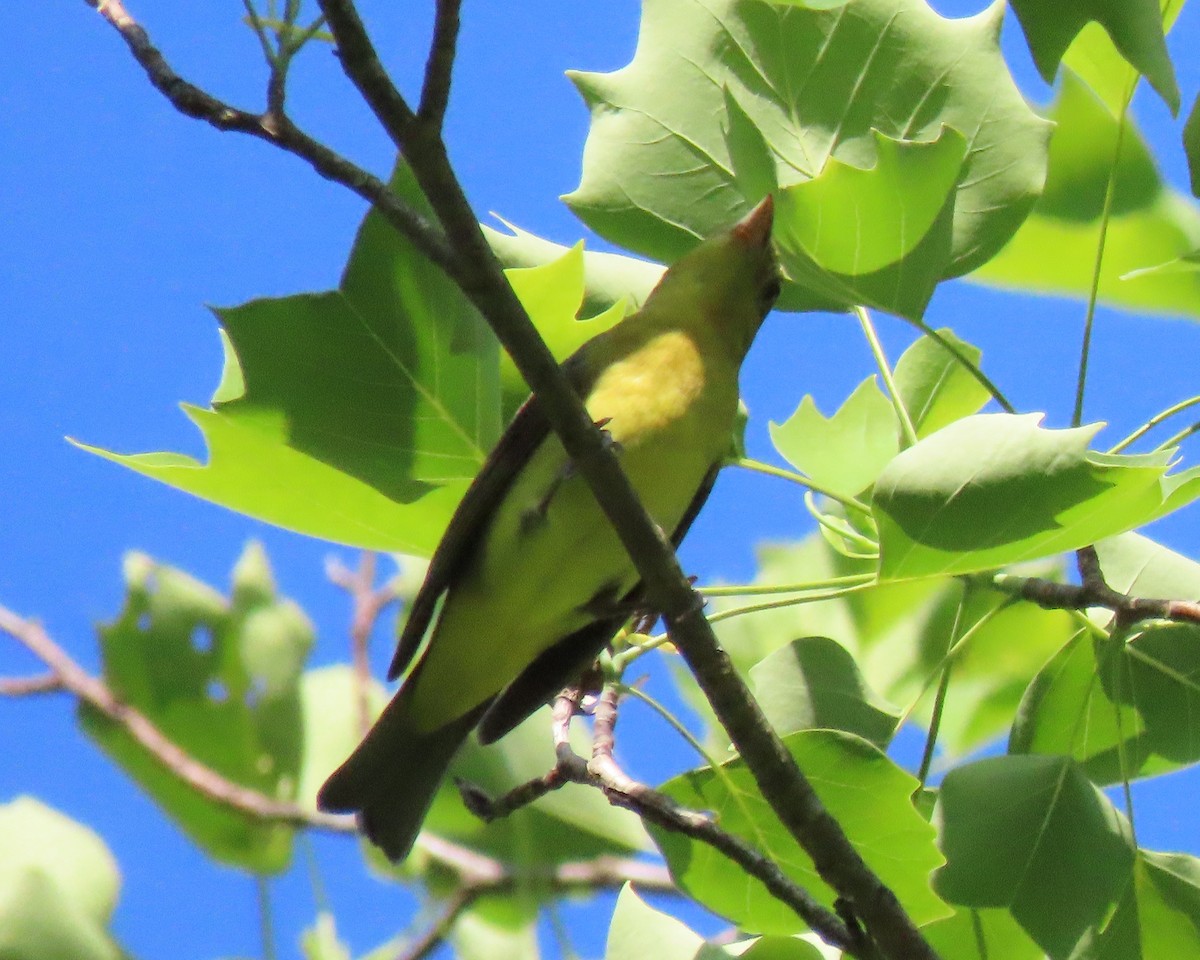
<box><xmin>318</xmin><ymin>197</ymin><xmax>780</xmax><ymax>859</ymax></box>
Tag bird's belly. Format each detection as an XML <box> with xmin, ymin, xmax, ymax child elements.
<box><xmin>408</xmin><ymin>405</ymin><xmax>728</xmax><ymax>731</ymax></box>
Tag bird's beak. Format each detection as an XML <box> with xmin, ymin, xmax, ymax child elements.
<box><xmin>731</xmin><ymin>195</ymin><xmax>774</xmax><ymax>249</ymax></box>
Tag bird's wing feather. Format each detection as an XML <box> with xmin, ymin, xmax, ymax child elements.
<box><xmin>388</xmin><ymin>354</ymin><xmax>593</xmax><ymax>681</ymax></box>
<box><xmin>474</xmin><ymin>462</ymin><xmax>722</xmax><ymax>742</ymax></box>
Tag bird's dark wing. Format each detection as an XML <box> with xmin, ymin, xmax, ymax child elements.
<box><xmin>475</xmin><ymin>462</ymin><xmax>722</xmax><ymax>742</ymax></box>
<box><xmin>388</xmin><ymin>355</ymin><xmax>596</xmax><ymax>681</ymax></box>
<box><xmin>388</xmin><ymin>397</ymin><xmax>550</xmax><ymax>680</ymax></box>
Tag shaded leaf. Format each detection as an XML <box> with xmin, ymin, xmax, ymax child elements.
<box><xmin>1095</xmin><ymin>851</ymin><xmax>1200</xmax><ymax>958</ymax></box>
<box><xmin>935</xmin><ymin>754</ymin><xmax>1135</xmax><ymax>959</ymax></box>
<box><xmin>1008</xmin><ymin>0</ymin><xmax>1177</xmax><ymax>111</ymax></box>
<box><xmin>652</xmin><ymin>730</ymin><xmax>946</xmax><ymax>935</ymax></box>
<box><xmin>749</xmin><ymin>636</ymin><xmax>899</xmax><ymax>746</ymax></box>
<box><xmin>921</xmin><ymin>906</ymin><xmax>1043</xmax><ymax>960</ymax></box>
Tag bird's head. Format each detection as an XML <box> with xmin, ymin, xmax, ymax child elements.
<box><xmin>643</xmin><ymin>196</ymin><xmax>781</xmax><ymax>360</ymax></box>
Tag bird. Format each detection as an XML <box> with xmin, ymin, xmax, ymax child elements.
<box><xmin>317</xmin><ymin>196</ymin><xmax>780</xmax><ymax>860</ymax></box>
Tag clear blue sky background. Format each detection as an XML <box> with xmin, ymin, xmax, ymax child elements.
<box><xmin>3</xmin><ymin>2</ymin><xmax>1200</xmax><ymax>958</ymax></box>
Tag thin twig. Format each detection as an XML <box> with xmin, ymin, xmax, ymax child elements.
<box><xmin>0</xmin><ymin>672</ymin><xmax>63</xmax><ymax>696</ymax></box>
<box><xmin>467</xmin><ymin>686</ymin><xmax>867</xmax><ymax>957</ymax></box>
<box><xmin>85</xmin><ymin>0</ymin><xmax>454</xmax><ymax>273</ymax></box>
<box><xmin>326</xmin><ymin>552</ymin><xmax>397</xmax><ymax>735</ymax></box>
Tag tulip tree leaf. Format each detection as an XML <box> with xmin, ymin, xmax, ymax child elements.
<box><xmin>80</xmin><ymin>544</ymin><xmax>312</xmax><ymax>872</ymax></box>
<box><xmin>935</xmin><ymin>755</ymin><xmax>1135</xmax><ymax>958</ymax></box>
<box><xmin>1007</xmin><ymin>0</ymin><xmax>1177</xmax><ymax>112</ymax></box>
<box><xmin>873</xmin><ymin>414</ymin><xmax>1200</xmax><ymax>580</ymax></box>
<box><xmin>651</xmin><ymin>730</ymin><xmax>946</xmax><ymax>935</ymax></box>
<box><xmin>566</xmin><ymin>0</ymin><xmax>1051</xmax><ymax>304</ymax></box>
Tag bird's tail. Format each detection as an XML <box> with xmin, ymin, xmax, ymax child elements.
<box><xmin>317</xmin><ymin>686</ymin><xmax>486</xmax><ymax>861</ymax></box>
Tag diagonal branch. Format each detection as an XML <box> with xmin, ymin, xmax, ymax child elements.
<box><xmin>84</xmin><ymin>3</ymin><xmax>937</xmax><ymax>956</ymax></box>
<box><xmin>464</xmin><ymin>686</ymin><xmax>870</xmax><ymax>958</ymax></box>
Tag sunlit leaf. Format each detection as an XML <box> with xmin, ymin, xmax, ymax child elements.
<box><xmin>566</xmin><ymin>0</ymin><xmax>1050</xmax><ymax>297</ymax></box>
<box><xmin>0</xmin><ymin>798</ymin><xmax>124</xmax><ymax>960</ymax></box>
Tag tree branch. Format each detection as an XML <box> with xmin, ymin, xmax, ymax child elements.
<box><xmin>465</xmin><ymin>686</ymin><xmax>869</xmax><ymax>958</ymax></box>
<box><xmin>326</xmin><ymin>551</ymin><xmax>396</xmax><ymax>735</ymax></box>
<box><xmin>418</xmin><ymin>0</ymin><xmax>461</xmax><ymax>128</ymax></box>
<box><xmin>84</xmin><ymin>3</ymin><xmax>936</xmax><ymax>955</ymax></box>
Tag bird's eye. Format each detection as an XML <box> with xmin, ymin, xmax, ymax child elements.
<box><xmin>761</xmin><ymin>277</ymin><xmax>782</xmax><ymax>308</ymax></box>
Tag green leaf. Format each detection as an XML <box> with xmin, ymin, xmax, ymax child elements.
<box><xmin>300</xmin><ymin>912</ymin><xmax>351</xmax><ymax>960</ymax></box>
<box><xmin>972</xmin><ymin>71</ymin><xmax>1200</xmax><ymax>319</ymax></box>
<box><xmin>769</xmin><ymin>377</ymin><xmax>899</xmax><ymax>499</ymax></box>
<box><xmin>1186</xmin><ymin>91</ymin><xmax>1200</xmax><ymax>198</ymax></box>
<box><xmin>81</xmin><ymin>544</ymin><xmax>312</xmax><ymax>871</ymax></box>
<box><xmin>873</xmin><ymin>414</ymin><xmax>1200</xmax><ymax>580</ymax></box>
<box><xmin>565</xmin><ymin>0</ymin><xmax>1050</xmax><ymax>290</ymax></box>
<box><xmin>500</xmin><ymin>244</ymin><xmax>630</xmax><ymax>417</ymax></box>
<box><xmin>921</xmin><ymin>907</ymin><xmax>1043</xmax><ymax>960</ymax></box>
<box><xmin>606</xmin><ymin>885</ymin><xmax>722</xmax><ymax>960</ymax></box>
<box><xmin>484</xmin><ymin>220</ymin><xmax>664</xmax><ymax>317</ymax></box>
<box><xmin>448</xmin><ymin>902</ymin><xmax>540</xmax><ymax>960</ymax></box>
<box><xmin>773</xmin><ymin>129</ymin><xmax>967</xmax><ymax>319</ymax></box>
<box><xmin>78</xmin><ymin>162</ymin><xmax>501</xmax><ymax>556</ymax></box>
<box><xmin>1095</xmin><ymin>851</ymin><xmax>1200</xmax><ymax>958</ymax></box>
<box><xmin>892</xmin><ymin>329</ymin><xmax>991</xmax><ymax>438</ymax></box>
<box><xmin>749</xmin><ymin>636</ymin><xmax>899</xmax><ymax>746</ymax></box>
<box><xmin>935</xmin><ymin>755</ymin><xmax>1135</xmax><ymax>958</ymax></box>
<box><xmin>652</xmin><ymin>730</ymin><xmax>947</xmax><ymax>935</ymax></box>
<box><xmin>1011</xmin><ymin>533</ymin><xmax>1200</xmax><ymax>784</ymax></box>
<box><xmin>1007</xmin><ymin>0</ymin><xmax>1178</xmax><ymax>112</ymax></box>
<box><xmin>0</xmin><ymin>798</ymin><xmax>125</xmax><ymax>960</ymax></box>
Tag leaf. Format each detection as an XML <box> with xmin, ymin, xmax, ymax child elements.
<box><xmin>1095</xmin><ymin>851</ymin><xmax>1200</xmax><ymax>958</ymax></box>
<box><xmin>500</xmin><ymin>244</ymin><xmax>630</xmax><ymax>417</ymax></box>
<box><xmin>448</xmin><ymin>902</ymin><xmax>540</xmax><ymax>960</ymax></box>
<box><xmin>972</xmin><ymin>71</ymin><xmax>1200</xmax><ymax>320</ymax></box>
<box><xmin>78</xmin><ymin>162</ymin><xmax>501</xmax><ymax>556</ymax></box>
<box><xmin>921</xmin><ymin>907</ymin><xmax>1043</xmax><ymax>960</ymax></box>
<box><xmin>769</xmin><ymin>377</ymin><xmax>899</xmax><ymax>499</ymax></box>
<box><xmin>300</xmin><ymin>912</ymin><xmax>351</xmax><ymax>960</ymax></box>
<box><xmin>484</xmin><ymin>220</ymin><xmax>664</xmax><ymax>316</ymax></box>
<box><xmin>565</xmin><ymin>0</ymin><xmax>1050</xmax><ymax>290</ymax></box>
<box><xmin>873</xmin><ymin>414</ymin><xmax>1200</xmax><ymax>580</ymax></box>
<box><xmin>773</xmin><ymin>128</ymin><xmax>967</xmax><ymax>319</ymax></box>
<box><xmin>1007</xmin><ymin>0</ymin><xmax>1177</xmax><ymax>112</ymax></box>
<box><xmin>0</xmin><ymin>798</ymin><xmax>124</xmax><ymax>960</ymax></box>
<box><xmin>935</xmin><ymin>754</ymin><xmax>1135</xmax><ymax>959</ymax></box>
<box><xmin>1010</xmin><ymin>533</ymin><xmax>1200</xmax><ymax>784</ymax></box>
<box><xmin>892</xmin><ymin>329</ymin><xmax>990</xmax><ymax>438</ymax></box>
<box><xmin>749</xmin><ymin>636</ymin><xmax>899</xmax><ymax>746</ymax></box>
<box><xmin>1186</xmin><ymin>91</ymin><xmax>1200</xmax><ymax>198</ymax></box>
<box><xmin>605</xmin><ymin>885</ymin><xmax>723</xmax><ymax>960</ymax></box>
<box><xmin>651</xmin><ymin>730</ymin><xmax>947</xmax><ymax>935</ymax></box>
<box><xmin>80</xmin><ymin>544</ymin><xmax>312</xmax><ymax>872</ymax></box>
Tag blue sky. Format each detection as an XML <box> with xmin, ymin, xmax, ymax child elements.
<box><xmin>3</xmin><ymin>1</ymin><xmax>1200</xmax><ymax>957</ymax></box>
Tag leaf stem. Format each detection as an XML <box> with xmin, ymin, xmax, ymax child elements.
<box><xmin>1108</xmin><ymin>395</ymin><xmax>1200</xmax><ymax>453</ymax></box>
<box><xmin>915</xmin><ymin>584</ymin><xmax>968</xmax><ymax>788</ymax></box>
<box><xmin>735</xmin><ymin>457</ymin><xmax>874</xmax><ymax>516</ymax></box>
<box><xmin>855</xmin><ymin>306</ymin><xmax>918</xmax><ymax>447</ymax></box>
<box><xmin>1073</xmin><ymin>80</ymin><xmax>1135</xmax><ymax>427</ymax></box>
<box><xmin>1152</xmin><ymin>419</ymin><xmax>1200</xmax><ymax>454</ymax></box>
<box><xmin>901</xmin><ymin>316</ymin><xmax>1015</xmax><ymax>414</ymax></box>
<box><xmin>700</xmin><ymin>572</ymin><xmax>876</xmax><ymax>598</ymax></box>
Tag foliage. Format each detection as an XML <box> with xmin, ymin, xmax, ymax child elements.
<box><xmin>11</xmin><ymin>0</ymin><xmax>1200</xmax><ymax>959</ymax></box>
